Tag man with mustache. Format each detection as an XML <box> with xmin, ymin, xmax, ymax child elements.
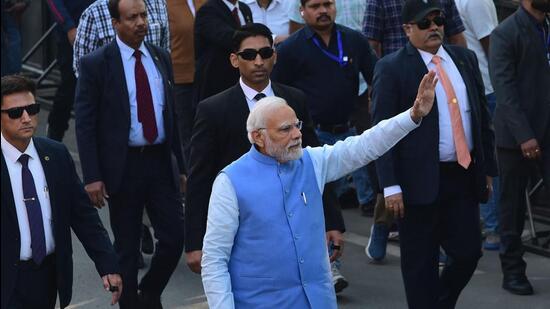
<box><xmin>201</xmin><ymin>69</ymin><xmax>437</xmax><ymax>307</ymax></box>
<box><xmin>74</xmin><ymin>0</ymin><xmax>186</xmax><ymax>307</ymax></box>
<box><xmin>372</xmin><ymin>0</ymin><xmax>497</xmax><ymax>308</ymax></box>
<box><xmin>272</xmin><ymin>0</ymin><xmax>378</xmax><ymax>291</ymax></box>
<box><xmin>185</xmin><ymin>22</ymin><xmax>346</xmax><ymax>276</ymax></box>
<box><xmin>489</xmin><ymin>0</ymin><xmax>550</xmax><ymax>296</ymax></box>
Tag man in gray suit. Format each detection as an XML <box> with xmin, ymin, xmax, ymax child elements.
<box><xmin>489</xmin><ymin>0</ymin><xmax>550</xmax><ymax>296</ymax></box>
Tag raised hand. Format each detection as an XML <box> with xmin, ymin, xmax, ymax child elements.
<box><xmin>411</xmin><ymin>70</ymin><xmax>438</xmax><ymax>122</ymax></box>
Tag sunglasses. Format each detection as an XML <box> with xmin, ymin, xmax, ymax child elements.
<box><xmin>413</xmin><ymin>15</ymin><xmax>446</xmax><ymax>30</ymax></box>
<box><xmin>1</xmin><ymin>103</ymin><xmax>41</xmax><ymax>119</ymax></box>
<box><xmin>237</xmin><ymin>47</ymin><xmax>274</xmax><ymax>61</ymax></box>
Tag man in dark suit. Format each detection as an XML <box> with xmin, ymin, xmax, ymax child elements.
<box><xmin>74</xmin><ymin>0</ymin><xmax>186</xmax><ymax>308</ymax></box>
<box><xmin>489</xmin><ymin>0</ymin><xmax>550</xmax><ymax>295</ymax></box>
<box><xmin>372</xmin><ymin>1</ymin><xmax>497</xmax><ymax>308</ymax></box>
<box><xmin>185</xmin><ymin>23</ymin><xmax>345</xmax><ymax>274</ymax></box>
<box><xmin>1</xmin><ymin>75</ymin><xmax>122</xmax><ymax>309</ymax></box>
<box><xmin>193</xmin><ymin>0</ymin><xmax>253</xmax><ymax>105</ymax></box>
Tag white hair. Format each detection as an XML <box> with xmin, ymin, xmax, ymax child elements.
<box><xmin>246</xmin><ymin>96</ymin><xmax>289</xmax><ymax>144</ymax></box>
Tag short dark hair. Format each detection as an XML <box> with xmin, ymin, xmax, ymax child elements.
<box><xmin>108</xmin><ymin>0</ymin><xmax>121</xmax><ymax>19</ymax></box>
<box><xmin>300</xmin><ymin>0</ymin><xmax>307</xmax><ymax>6</ymax></box>
<box><xmin>232</xmin><ymin>23</ymin><xmax>274</xmax><ymax>52</ymax></box>
<box><xmin>1</xmin><ymin>75</ymin><xmax>36</xmax><ymax>106</ymax></box>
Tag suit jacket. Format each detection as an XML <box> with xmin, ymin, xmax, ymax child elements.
<box><xmin>1</xmin><ymin>137</ymin><xmax>119</xmax><ymax>309</ymax></box>
<box><xmin>184</xmin><ymin>82</ymin><xmax>345</xmax><ymax>251</ymax></box>
<box><xmin>193</xmin><ymin>0</ymin><xmax>253</xmax><ymax>104</ymax></box>
<box><xmin>372</xmin><ymin>43</ymin><xmax>498</xmax><ymax>205</ymax></box>
<box><xmin>74</xmin><ymin>40</ymin><xmax>185</xmax><ymax>194</ymax></box>
<box><xmin>489</xmin><ymin>7</ymin><xmax>550</xmax><ymax>149</ymax></box>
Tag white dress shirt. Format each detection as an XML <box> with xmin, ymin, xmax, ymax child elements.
<box><xmin>186</xmin><ymin>0</ymin><xmax>196</xmax><ymax>16</ymax></box>
<box><xmin>201</xmin><ymin>109</ymin><xmax>419</xmax><ymax>308</ymax></box>
<box><xmin>455</xmin><ymin>0</ymin><xmax>498</xmax><ymax>95</ymax></box>
<box><xmin>222</xmin><ymin>0</ymin><xmax>246</xmax><ymax>25</ymax></box>
<box><xmin>242</xmin><ymin>0</ymin><xmax>292</xmax><ymax>36</ymax></box>
<box><xmin>116</xmin><ymin>36</ymin><xmax>166</xmax><ymax>146</ymax></box>
<box><xmin>384</xmin><ymin>46</ymin><xmax>473</xmax><ymax>198</ymax></box>
<box><xmin>1</xmin><ymin>134</ymin><xmax>55</xmax><ymax>260</ymax></box>
<box><xmin>239</xmin><ymin>77</ymin><xmax>275</xmax><ymax>111</ymax></box>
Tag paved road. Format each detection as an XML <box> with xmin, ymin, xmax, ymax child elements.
<box><xmin>35</xmin><ymin>112</ymin><xmax>550</xmax><ymax>309</ymax></box>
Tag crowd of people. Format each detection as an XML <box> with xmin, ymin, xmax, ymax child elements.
<box><xmin>1</xmin><ymin>0</ymin><xmax>549</xmax><ymax>308</ymax></box>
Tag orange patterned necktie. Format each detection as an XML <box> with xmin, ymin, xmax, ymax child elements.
<box><xmin>432</xmin><ymin>55</ymin><xmax>471</xmax><ymax>169</ymax></box>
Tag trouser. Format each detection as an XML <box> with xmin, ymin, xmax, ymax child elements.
<box><xmin>47</xmin><ymin>32</ymin><xmax>76</xmax><ymax>141</ymax></box>
<box><xmin>7</xmin><ymin>254</ymin><xmax>57</xmax><ymax>309</ymax></box>
<box><xmin>398</xmin><ymin>162</ymin><xmax>482</xmax><ymax>309</ymax></box>
<box><xmin>1</xmin><ymin>10</ymin><xmax>22</xmax><ymax>76</ymax></box>
<box><xmin>498</xmin><ymin>138</ymin><xmax>549</xmax><ymax>277</ymax></box>
<box><xmin>108</xmin><ymin>144</ymin><xmax>185</xmax><ymax>308</ymax></box>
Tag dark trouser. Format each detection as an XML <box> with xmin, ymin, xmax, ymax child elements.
<box><xmin>498</xmin><ymin>141</ymin><xmax>549</xmax><ymax>277</ymax></box>
<box><xmin>47</xmin><ymin>33</ymin><xmax>76</xmax><ymax>141</ymax></box>
<box><xmin>398</xmin><ymin>162</ymin><xmax>482</xmax><ymax>309</ymax></box>
<box><xmin>7</xmin><ymin>255</ymin><xmax>57</xmax><ymax>309</ymax></box>
<box><xmin>108</xmin><ymin>145</ymin><xmax>185</xmax><ymax>308</ymax></box>
<box><xmin>174</xmin><ymin>83</ymin><xmax>194</xmax><ymax>160</ymax></box>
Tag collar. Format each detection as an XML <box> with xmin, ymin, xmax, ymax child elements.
<box><xmin>116</xmin><ymin>35</ymin><xmax>150</xmax><ymax>61</ymax></box>
<box><xmin>239</xmin><ymin>78</ymin><xmax>273</xmax><ymax>101</ymax></box>
<box><xmin>1</xmin><ymin>133</ymin><xmax>39</xmax><ymax>165</ymax></box>
<box><xmin>417</xmin><ymin>45</ymin><xmax>450</xmax><ymax>66</ymax></box>
<box><xmin>304</xmin><ymin>23</ymin><xmax>339</xmax><ymax>40</ymax></box>
<box><xmin>222</xmin><ymin>0</ymin><xmax>239</xmax><ymax>11</ymax></box>
<box><xmin>242</xmin><ymin>0</ymin><xmax>280</xmax><ymax>8</ymax></box>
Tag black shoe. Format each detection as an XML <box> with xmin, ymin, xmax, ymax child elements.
<box><xmin>502</xmin><ymin>275</ymin><xmax>534</xmax><ymax>295</ymax></box>
<box><xmin>138</xmin><ymin>291</ymin><xmax>163</xmax><ymax>309</ymax></box>
<box><xmin>141</xmin><ymin>225</ymin><xmax>154</xmax><ymax>254</ymax></box>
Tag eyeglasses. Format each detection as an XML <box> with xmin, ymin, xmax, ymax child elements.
<box><xmin>259</xmin><ymin>120</ymin><xmax>303</xmax><ymax>135</ymax></box>
<box><xmin>1</xmin><ymin>103</ymin><xmax>40</xmax><ymax>119</ymax></box>
<box><xmin>237</xmin><ymin>47</ymin><xmax>274</xmax><ymax>61</ymax></box>
<box><xmin>412</xmin><ymin>15</ymin><xmax>446</xmax><ymax>30</ymax></box>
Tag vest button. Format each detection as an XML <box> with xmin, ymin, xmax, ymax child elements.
<box><xmin>294</xmin><ymin>235</ymin><xmax>299</xmax><ymax>240</ymax></box>
<box><xmin>300</xmin><ymin>258</ymin><xmax>304</xmax><ymax>263</ymax></box>
<box><xmin>288</xmin><ymin>212</ymin><xmax>293</xmax><ymax>217</ymax></box>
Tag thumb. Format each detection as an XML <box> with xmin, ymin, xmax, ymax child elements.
<box><xmin>102</xmin><ymin>276</ymin><xmax>110</xmax><ymax>291</ymax></box>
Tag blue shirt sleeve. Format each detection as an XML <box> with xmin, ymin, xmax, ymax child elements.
<box><xmin>363</xmin><ymin>0</ymin><xmax>384</xmax><ymax>41</ymax></box>
<box><xmin>443</xmin><ymin>0</ymin><xmax>465</xmax><ymax>37</ymax></box>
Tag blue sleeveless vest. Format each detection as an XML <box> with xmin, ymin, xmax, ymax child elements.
<box><xmin>223</xmin><ymin>146</ymin><xmax>336</xmax><ymax>309</ymax></box>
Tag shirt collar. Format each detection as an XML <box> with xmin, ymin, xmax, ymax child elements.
<box><xmin>1</xmin><ymin>133</ymin><xmax>39</xmax><ymax>165</ymax></box>
<box><xmin>116</xmin><ymin>35</ymin><xmax>150</xmax><ymax>61</ymax></box>
<box><xmin>239</xmin><ymin>78</ymin><xmax>273</xmax><ymax>101</ymax></box>
<box><xmin>242</xmin><ymin>0</ymin><xmax>281</xmax><ymax>8</ymax></box>
<box><xmin>417</xmin><ymin>45</ymin><xmax>450</xmax><ymax>67</ymax></box>
<box><xmin>222</xmin><ymin>0</ymin><xmax>239</xmax><ymax>11</ymax></box>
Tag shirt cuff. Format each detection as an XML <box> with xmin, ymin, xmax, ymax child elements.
<box><xmin>397</xmin><ymin>108</ymin><xmax>422</xmax><ymax>131</ymax></box>
<box><xmin>383</xmin><ymin>185</ymin><xmax>402</xmax><ymax>198</ymax></box>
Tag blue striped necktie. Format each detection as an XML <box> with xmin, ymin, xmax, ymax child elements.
<box><xmin>18</xmin><ymin>154</ymin><xmax>47</xmax><ymax>265</ymax></box>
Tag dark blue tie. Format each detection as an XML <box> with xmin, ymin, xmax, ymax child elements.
<box><xmin>18</xmin><ymin>154</ymin><xmax>47</xmax><ymax>265</ymax></box>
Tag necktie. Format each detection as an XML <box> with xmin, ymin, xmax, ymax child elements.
<box><xmin>18</xmin><ymin>154</ymin><xmax>47</xmax><ymax>265</ymax></box>
<box><xmin>134</xmin><ymin>50</ymin><xmax>158</xmax><ymax>144</ymax></box>
<box><xmin>232</xmin><ymin>7</ymin><xmax>241</xmax><ymax>27</ymax></box>
<box><xmin>432</xmin><ymin>55</ymin><xmax>471</xmax><ymax>169</ymax></box>
<box><xmin>253</xmin><ymin>93</ymin><xmax>266</xmax><ymax>101</ymax></box>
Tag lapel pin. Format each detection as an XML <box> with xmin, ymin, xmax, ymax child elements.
<box><xmin>44</xmin><ymin>156</ymin><xmax>50</xmax><ymax>161</ymax></box>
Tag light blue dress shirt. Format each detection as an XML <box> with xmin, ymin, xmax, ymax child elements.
<box><xmin>116</xmin><ymin>36</ymin><xmax>166</xmax><ymax>146</ymax></box>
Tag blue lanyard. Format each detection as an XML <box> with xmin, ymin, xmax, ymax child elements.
<box><xmin>312</xmin><ymin>30</ymin><xmax>348</xmax><ymax>67</ymax></box>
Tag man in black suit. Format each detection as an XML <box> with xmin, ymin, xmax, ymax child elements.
<box><xmin>193</xmin><ymin>0</ymin><xmax>253</xmax><ymax>104</ymax></box>
<box><xmin>1</xmin><ymin>75</ymin><xmax>122</xmax><ymax>309</ymax></box>
<box><xmin>372</xmin><ymin>1</ymin><xmax>497</xmax><ymax>308</ymax></box>
<box><xmin>74</xmin><ymin>0</ymin><xmax>185</xmax><ymax>308</ymax></box>
<box><xmin>185</xmin><ymin>23</ymin><xmax>345</xmax><ymax>273</ymax></box>
<box><xmin>489</xmin><ymin>0</ymin><xmax>550</xmax><ymax>295</ymax></box>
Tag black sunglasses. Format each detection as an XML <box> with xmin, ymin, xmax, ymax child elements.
<box><xmin>1</xmin><ymin>103</ymin><xmax>41</xmax><ymax>119</ymax></box>
<box><xmin>237</xmin><ymin>47</ymin><xmax>274</xmax><ymax>61</ymax></box>
<box><xmin>414</xmin><ymin>15</ymin><xmax>446</xmax><ymax>30</ymax></box>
